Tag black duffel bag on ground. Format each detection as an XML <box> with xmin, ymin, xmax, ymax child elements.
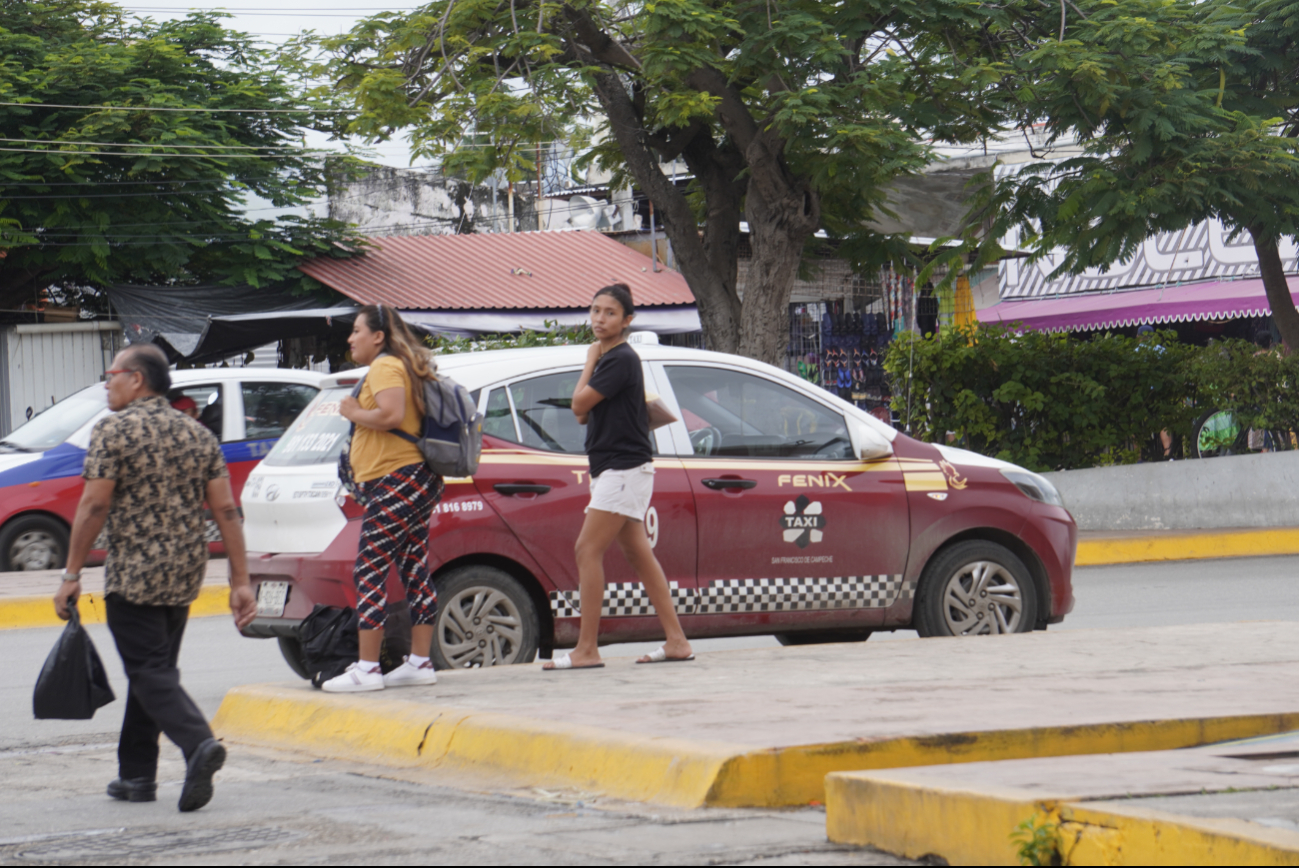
<box><xmin>298</xmin><ymin>605</ymin><xmax>360</xmax><ymax>689</ymax></box>
<box><xmin>33</xmin><ymin>602</ymin><xmax>116</xmax><ymax>720</ymax></box>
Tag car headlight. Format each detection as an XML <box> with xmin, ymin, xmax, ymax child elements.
<box><xmin>999</xmin><ymin>469</ymin><xmax>1064</xmax><ymax>508</ymax></box>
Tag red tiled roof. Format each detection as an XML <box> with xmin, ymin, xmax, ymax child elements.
<box><xmin>298</xmin><ymin>231</ymin><xmax>695</xmax><ymax>310</ymax></box>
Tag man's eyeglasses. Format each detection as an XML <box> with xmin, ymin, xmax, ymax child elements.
<box><xmin>102</xmin><ymin>368</ymin><xmax>137</xmax><ymax>383</ymax></box>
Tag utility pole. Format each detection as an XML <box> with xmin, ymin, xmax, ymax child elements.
<box><xmin>536</xmin><ymin>142</ymin><xmax>544</xmax><ymax>232</ymax></box>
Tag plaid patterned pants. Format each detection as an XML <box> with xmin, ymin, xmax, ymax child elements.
<box><xmin>353</xmin><ymin>463</ymin><xmax>442</xmax><ymax>631</ymax></box>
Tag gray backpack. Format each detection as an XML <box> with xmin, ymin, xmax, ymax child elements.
<box><xmin>389</xmin><ymin>374</ymin><xmax>484</xmax><ymax>478</ymax></box>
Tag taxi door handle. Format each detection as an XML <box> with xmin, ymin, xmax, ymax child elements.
<box><xmin>701</xmin><ymin>478</ymin><xmax>757</xmax><ymax>491</ymax></box>
<box><xmin>494</xmin><ymin>483</ymin><xmax>552</xmax><ymax>496</ymax></box>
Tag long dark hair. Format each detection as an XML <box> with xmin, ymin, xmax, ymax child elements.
<box><xmin>358</xmin><ymin>304</ymin><xmax>436</xmax><ymax>413</ymax></box>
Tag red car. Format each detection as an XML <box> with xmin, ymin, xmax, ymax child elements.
<box><xmin>240</xmin><ymin>338</ymin><xmax>1076</xmax><ymax>674</ymax></box>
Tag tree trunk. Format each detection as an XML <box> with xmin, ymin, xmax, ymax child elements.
<box><xmin>739</xmin><ymin>158</ymin><xmax>821</xmax><ymax>365</ymax></box>
<box><xmin>1250</xmin><ymin>227</ymin><xmax>1299</xmax><ymax>354</ymax></box>
<box><xmin>589</xmin><ymin>70</ymin><xmax>743</xmax><ymax>354</ymax></box>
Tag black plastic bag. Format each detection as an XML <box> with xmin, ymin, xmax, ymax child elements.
<box><xmin>33</xmin><ymin>602</ymin><xmax>116</xmax><ymax>720</ymax></box>
<box><xmin>298</xmin><ymin>605</ymin><xmax>359</xmax><ymax>689</ymax></box>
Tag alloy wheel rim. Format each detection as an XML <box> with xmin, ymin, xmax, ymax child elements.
<box><xmin>10</xmin><ymin>530</ymin><xmax>60</xmax><ymax>571</ymax></box>
<box><xmin>940</xmin><ymin>560</ymin><xmax>1023</xmax><ymax>635</ymax></box>
<box><xmin>437</xmin><ymin>587</ymin><xmax>525</xmax><ymax>668</ymax></box>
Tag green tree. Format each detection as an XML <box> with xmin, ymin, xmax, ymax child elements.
<box><xmin>306</xmin><ymin>0</ymin><xmax>1005</xmax><ymax>362</ymax></box>
<box><xmin>0</xmin><ymin>1</ymin><xmax>359</xmax><ymax>313</ymax></box>
<box><xmin>958</xmin><ymin>0</ymin><xmax>1299</xmax><ymax>352</ymax></box>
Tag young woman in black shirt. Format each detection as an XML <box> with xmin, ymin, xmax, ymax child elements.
<box><xmin>543</xmin><ymin>284</ymin><xmax>694</xmax><ymax>670</ymax></box>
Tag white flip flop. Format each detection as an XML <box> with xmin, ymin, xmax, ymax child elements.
<box><xmin>543</xmin><ymin>652</ymin><xmax>605</xmax><ymax>671</ymax></box>
<box><xmin>636</xmin><ymin>646</ymin><xmax>696</xmax><ymax>664</ymax></box>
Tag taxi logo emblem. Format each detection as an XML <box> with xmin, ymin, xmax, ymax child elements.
<box><xmin>265</xmin><ymin>484</ymin><xmax>280</xmax><ymax>502</ymax></box>
<box><xmin>781</xmin><ymin>495</ymin><xmax>825</xmax><ymax>548</ymax></box>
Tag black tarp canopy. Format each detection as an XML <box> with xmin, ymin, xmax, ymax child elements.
<box><xmin>105</xmin><ymin>284</ymin><xmax>330</xmax><ymax>360</ymax></box>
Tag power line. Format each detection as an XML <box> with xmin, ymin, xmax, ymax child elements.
<box><xmin>0</xmin><ymin>101</ymin><xmax>345</xmax><ymax>114</ymax></box>
<box><xmin>0</xmin><ymin>137</ymin><xmax>309</xmax><ymax>151</ymax></box>
<box><xmin>0</xmin><ymin>146</ymin><xmax>329</xmax><ymax>159</ymax></box>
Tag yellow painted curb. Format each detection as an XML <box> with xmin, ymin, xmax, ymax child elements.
<box><xmin>1077</xmin><ymin>528</ymin><xmax>1299</xmax><ymax>565</ymax></box>
<box><xmin>211</xmin><ymin>682</ymin><xmax>1299</xmax><ymax>809</ymax></box>
<box><xmin>0</xmin><ymin>585</ymin><xmax>230</xmax><ymax>630</ymax></box>
<box><xmin>825</xmin><ymin>771</ymin><xmax>1299</xmax><ymax>865</ymax></box>
<box><xmin>211</xmin><ymin>683</ymin><xmax>737</xmax><ymax>808</ymax></box>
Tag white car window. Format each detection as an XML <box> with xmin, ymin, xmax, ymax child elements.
<box><xmin>0</xmin><ymin>384</ymin><xmax>106</xmax><ymax>453</ymax></box>
<box><xmin>665</xmin><ymin>366</ymin><xmax>852</xmax><ymax>459</ymax></box>
<box><xmin>241</xmin><ymin>382</ymin><xmax>319</xmax><ymax>441</ymax></box>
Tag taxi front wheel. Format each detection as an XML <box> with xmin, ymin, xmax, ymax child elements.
<box><xmin>430</xmin><ymin>566</ymin><xmax>540</xmax><ymax>669</ymax></box>
<box><xmin>914</xmin><ymin>541</ymin><xmax>1038</xmax><ymax>637</ymax></box>
<box><xmin>0</xmin><ymin>515</ymin><xmax>68</xmax><ymax>572</ymax></box>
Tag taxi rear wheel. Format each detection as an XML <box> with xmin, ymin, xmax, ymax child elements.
<box><xmin>914</xmin><ymin>540</ymin><xmax>1037</xmax><ymax>637</ymax></box>
<box><xmin>430</xmin><ymin>566</ymin><xmax>539</xmax><ymax>669</ymax></box>
<box><xmin>0</xmin><ymin>515</ymin><xmax>69</xmax><ymax>572</ymax></box>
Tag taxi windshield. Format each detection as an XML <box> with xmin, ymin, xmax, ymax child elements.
<box><xmin>0</xmin><ymin>384</ymin><xmax>108</xmax><ymax>453</ymax></box>
<box><xmin>262</xmin><ymin>386</ymin><xmax>352</xmax><ymax>467</ymax></box>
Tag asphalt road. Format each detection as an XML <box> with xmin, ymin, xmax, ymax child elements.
<box><xmin>2</xmin><ymin>554</ymin><xmax>1296</xmax><ymax>865</ymax></box>
<box><xmin>7</xmin><ymin>554</ymin><xmax>1299</xmax><ymax>750</ymax></box>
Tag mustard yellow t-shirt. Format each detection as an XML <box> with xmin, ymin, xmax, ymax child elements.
<box><xmin>350</xmin><ymin>355</ymin><xmax>424</xmax><ymax>482</ymax></box>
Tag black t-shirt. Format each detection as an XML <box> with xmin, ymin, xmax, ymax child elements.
<box><xmin>584</xmin><ymin>342</ymin><xmax>653</xmax><ymax>478</ymax></box>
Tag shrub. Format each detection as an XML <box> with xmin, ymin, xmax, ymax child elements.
<box><xmin>884</xmin><ymin>326</ymin><xmax>1198</xmax><ymax>471</ymax></box>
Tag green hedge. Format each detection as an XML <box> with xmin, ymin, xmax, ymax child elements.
<box><xmin>884</xmin><ymin>326</ymin><xmax>1299</xmax><ymax>471</ymax></box>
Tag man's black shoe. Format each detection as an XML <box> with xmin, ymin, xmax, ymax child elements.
<box><xmin>107</xmin><ymin>777</ymin><xmax>157</xmax><ymax>802</ymax></box>
<box><xmin>178</xmin><ymin>738</ymin><xmax>226</xmax><ymax>813</ymax></box>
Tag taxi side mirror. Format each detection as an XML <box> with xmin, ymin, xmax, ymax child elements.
<box><xmin>848</xmin><ymin>415</ymin><xmax>893</xmax><ymax>460</ymax></box>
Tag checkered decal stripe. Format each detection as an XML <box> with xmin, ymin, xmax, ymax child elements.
<box><xmin>549</xmin><ymin>582</ymin><xmax>693</xmax><ymax>619</ymax></box>
<box><xmin>695</xmin><ymin>575</ymin><xmax>904</xmax><ymax>614</ymax></box>
<box><xmin>548</xmin><ymin>575</ymin><xmax>906</xmax><ymax>619</ymax></box>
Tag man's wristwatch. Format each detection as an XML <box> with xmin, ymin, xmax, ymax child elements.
<box><xmin>60</xmin><ymin>570</ymin><xmax>81</xmax><ymax>583</ymax></box>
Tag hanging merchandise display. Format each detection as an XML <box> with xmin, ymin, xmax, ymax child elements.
<box><xmin>785</xmin><ymin>293</ymin><xmax>895</xmax><ymax>421</ymax></box>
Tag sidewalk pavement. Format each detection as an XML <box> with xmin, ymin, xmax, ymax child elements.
<box><xmin>0</xmin><ymin>559</ymin><xmax>230</xmax><ymax>629</ymax></box>
<box><xmin>214</xmin><ymin>621</ymin><xmax>1299</xmax><ymax>810</ymax></box>
<box><xmin>827</xmin><ymin>731</ymin><xmax>1299</xmax><ymax>865</ymax></box>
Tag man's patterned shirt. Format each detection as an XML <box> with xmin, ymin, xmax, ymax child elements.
<box><xmin>83</xmin><ymin>395</ymin><xmax>229</xmax><ymax>606</ymax></box>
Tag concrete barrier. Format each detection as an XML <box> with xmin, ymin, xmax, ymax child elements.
<box><xmin>1043</xmin><ymin>451</ymin><xmax>1299</xmax><ymax>531</ymax></box>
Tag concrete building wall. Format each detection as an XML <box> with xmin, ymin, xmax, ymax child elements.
<box><xmin>330</xmin><ymin>166</ymin><xmax>535</xmax><ymax>236</ymax></box>
<box><xmin>1043</xmin><ymin>452</ymin><xmax>1299</xmax><ymax>531</ymax></box>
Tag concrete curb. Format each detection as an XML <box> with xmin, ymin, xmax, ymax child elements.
<box><xmin>211</xmin><ymin>683</ymin><xmax>1299</xmax><ymax>809</ymax></box>
<box><xmin>0</xmin><ymin>585</ymin><xmax>229</xmax><ymax>630</ymax></box>
<box><xmin>825</xmin><ymin>771</ymin><xmax>1299</xmax><ymax>865</ymax></box>
<box><xmin>1076</xmin><ymin>528</ymin><xmax>1299</xmax><ymax>566</ymax></box>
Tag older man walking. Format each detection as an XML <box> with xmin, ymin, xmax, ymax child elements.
<box><xmin>53</xmin><ymin>344</ymin><xmax>256</xmax><ymax>812</ymax></box>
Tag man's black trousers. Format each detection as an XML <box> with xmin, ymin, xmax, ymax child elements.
<box><xmin>105</xmin><ymin>594</ymin><xmax>214</xmax><ymax>781</ymax></box>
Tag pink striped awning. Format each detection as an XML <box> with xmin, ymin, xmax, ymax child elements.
<box><xmin>979</xmin><ymin>276</ymin><xmax>1292</xmax><ymax>332</ymax></box>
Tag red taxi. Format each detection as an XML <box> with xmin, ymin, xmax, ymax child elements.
<box><xmin>240</xmin><ymin>338</ymin><xmax>1076</xmax><ymax>674</ymax></box>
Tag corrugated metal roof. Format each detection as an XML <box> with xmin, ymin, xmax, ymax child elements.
<box><xmin>298</xmin><ymin>231</ymin><xmax>695</xmax><ymax>310</ymax></box>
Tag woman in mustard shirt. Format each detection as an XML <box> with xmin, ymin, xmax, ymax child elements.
<box><xmin>324</xmin><ymin>304</ymin><xmax>442</xmax><ymax>693</ymax></box>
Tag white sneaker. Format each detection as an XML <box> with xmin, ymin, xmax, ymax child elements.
<box><xmin>383</xmin><ymin>656</ymin><xmax>438</xmax><ymax>687</ymax></box>
<box><xmin>321</xmin><ymin>662</ymin><xmax>385</xmax><ymax>693</ymax></box>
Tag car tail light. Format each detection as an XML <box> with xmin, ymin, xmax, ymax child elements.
<box><xmin>335</xmin><ymin>490</ymin><xmax>366</xmax><ymax>520</ymax></box>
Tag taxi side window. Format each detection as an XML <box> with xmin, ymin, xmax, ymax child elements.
<box><xmin>481</xmin><ymin>388</ymin><xmax>517</xmax><ymax>441</ymax></box>
<box><xmin>510</xmin><ymin>371</ymin><xmax>585</xmax><ymax>454</ymax></box>
<box><xmin>168</xmin><ymin>384</ymin><xmax>223</xmax><ymax>440</ymax></box>
<box><xmin>242</xmin><ymin>382</ymin><xmax>319</xmax><ymax>440</ymax></box>
<box><xmin>664</xmin><ymin>366</ymin><xmax>852</xmax><ymax>459</ymax></box>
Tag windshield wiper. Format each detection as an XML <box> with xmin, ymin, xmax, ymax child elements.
<box><xmin>0</xmin><ymin>440</ymin><xmax>32</xmax><ymax>452</ymax></box>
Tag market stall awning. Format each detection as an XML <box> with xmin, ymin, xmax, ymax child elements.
<box><xmin>978</xmin><ymin>276</ymin><xmax>1290</xmax><ymax>332</ymax></box>
<box><xmin>402</xmin><ymin>305</ymin><xmax>700</xmax><ymax>337</ymax></box>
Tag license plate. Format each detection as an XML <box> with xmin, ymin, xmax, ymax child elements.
<box><xmin>256</xmin><ymin>581</ymin><xmax>289</xmax><ymax>618</ymax></box>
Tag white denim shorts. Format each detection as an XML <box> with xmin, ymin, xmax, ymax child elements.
<box><xmin>587</xmin><ymin>462</ymin><xmax>655</xmax><ymax>521</ymax></box>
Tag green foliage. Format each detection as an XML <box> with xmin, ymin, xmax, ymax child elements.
<box><xmin>1188</xmin><ymin>340</ymin><xmax>1299</xmax><ymax>434</ymax></box>
<box><xmin>1011</xmin><ymin>815</ymin><xmax>1062</xmax><ymax>867</ymax></box>
<box><xmin>0</xmin><ymin>1</ymin><xmax>362</xmax><ymax>309</ymax></box>
<box><xmin>430</xmin><ymin>321</ymin><xmax>595</xmax><ymax>355</ymax></box>
<box><xmin>884</xmin><ymin>326</ymin><xmax>1199</xmax><ymax>472</ymax></box>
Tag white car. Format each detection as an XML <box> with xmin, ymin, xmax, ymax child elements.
<box><xmin>0</xmin><ymin>367</ymin><xmax>325</xmax><ymax>571</ymax></box>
